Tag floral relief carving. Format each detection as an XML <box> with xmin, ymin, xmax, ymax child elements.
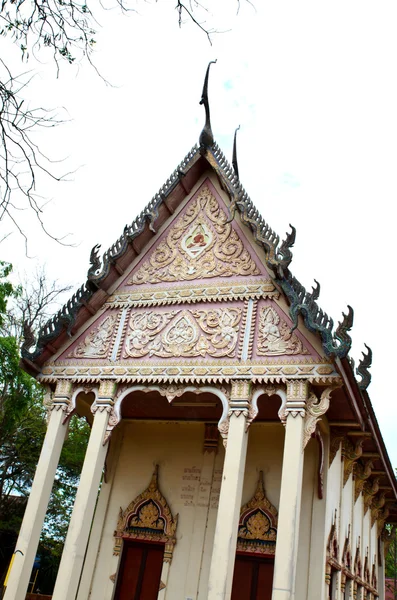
<box><xmin>113</xmin><ymin>466</ymin><xmax>178</xmax><ymax>563</ymax></box>
<box><xmin>257</xmin><ymin>306</ymin><xmax>309</xmax><ymax>356</ymax></box>
<box><xmin>69</xmin><ymin>313</ymin><xmax>117</xmax><ymax>359</ymax></box>
<box><xmin>128</xmin><ymin>186</ymin><xmax>260</xmax><ymax>285</ymax></box>
<box><xmin>236</xmin><ymin>471</ymin><xmax>278</xmax><ymax>556</ymax></box>
<box><xmin>123</xmin><ymin>307</ymin><xmax>242</xmax><ymax>359</ymax></box>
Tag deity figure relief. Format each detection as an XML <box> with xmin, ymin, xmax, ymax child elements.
<box><xmin>257</xmin><ymin>306</ymin><xmax>309</xmax><ymax>356</ymax></box>
<box><xmin>69</xmin><ymin>313</ymin><xmax>117</xmax><ymax>359</ymax></box>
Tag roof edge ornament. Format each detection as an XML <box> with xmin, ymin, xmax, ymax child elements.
<box><xmin>356</xmin><ymin>343</ymin><xmax>372</xmax><ymax>390</ymax></box>
<box><xmin>199</xmin><ymin>60</ymin><xmax>217</xmax><ymax>150</ymax></box>
<box><xmin>232</xmin><ymin>125</ymin><xmax>240</xmax><ymax>179</ymax></box>
<box><xmin>279</xmin><ymin>274</ymin><xmax>353</xmax><ymax>358</ymax></box>
<box><xmin>333</xmin><ymin>305</ymin><xmax>354</xmax><ymax>358</ymax></box>
<box><xmin>87</xmin><ymin>243</ymin><xmax>102</xmax><ymax>281</ymax></box>
<box><xmin>277</xmin><ymin>224</ymin><xmax>296</xmax><ymax>274</ymax></box>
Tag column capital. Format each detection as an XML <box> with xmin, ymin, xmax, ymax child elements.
<box><xmin>52</xmin><ymin>380</ymin><xmax>74</xmax><ymax>411</ymax></box>
<box><xmin>229</xmin><ymin>380</ymin><xmax>252</xmax><ymax>413</ymax></box>
<box><xmin>218</xmin><ymin>381</ymin><xmax>252</xmax><ymax>445</ymax></box>
<box><xmin>282</xmin><ymin>379</ymin><xmax>309</xmax><ymax>419</ymax></box>
<box><xmin>92</xmin><ymin>381</ymin><xmax>118</xmax><ymax>415</ymax></box>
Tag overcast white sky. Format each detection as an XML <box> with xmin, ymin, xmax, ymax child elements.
<box><xmin>1</xmin><ymin>1</ymin><xmax>397</xmax><ymax>466</ymax></box>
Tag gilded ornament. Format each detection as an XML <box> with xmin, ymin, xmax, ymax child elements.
<box><xmin>113</xmin><ymin>466</ymin><xmax>178</xmax><ymax>562</ymax></box>
<box><xmin>237</xmin><ymin>471</ymin><xmax>278</xmax><ymax>556</ymax></box>
<box><xmin>128</xmin><ymin>186</ymin><xmax>260</xmax><ymax>285</ymax></box>
<box><xmin>342</xmin><ymin>437</ymin><xmax>364</xmax><ymax>486</ymax></box>
<box><xmin>363</xmin><ymin>477</ymin><xmax>381</xmax><ymax>515</ymax></box>
<box><xmin>325</xmin><ymin>513</ymin><xmax>340</xmax><ymax>584</ymax></box>
<box><xmin>69</xmin><ymin>313</ymin><xmax>117</xmax><ymax>359</ymax></box>
<box><xmin>257</xmin><ymin>306</ymin><xmax>309</xmax><ymax>356</ymax></box>
<box><xmin>354</xmin><ymin>460</ymin><xmax>374</xmax><ymax>503</ymax></box>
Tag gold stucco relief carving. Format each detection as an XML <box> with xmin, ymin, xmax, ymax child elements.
<box><xmin>113</xmin><ymin>465</ymin><xmax>178</xmax><ymax>563</ymax></box>
<box><xmin>69</xmin><ymin>313</ymin><xmax>117</xmax><ymax>359</ymax></box>
<box><xmin>129</xmin><ymin>186</ymin><xmax>260</xmax><ymax>285</ymax></box>
<box><xmin>257</xmin><ymin>306</ymin><xmax>309</xmax><ymax>356</ymax></box>
<box><xmin>123</xmin><ymin>307</ymin><xmax>242</xmax><ymax>359</ymax></box>
<box><xmin>237</xmin><ymin>471</ymin><xmax>278</xmax><ymax>556</ymax></box>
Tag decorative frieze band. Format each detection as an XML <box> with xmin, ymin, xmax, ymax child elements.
<box><xmin>106</xmin><ymin>280</ymin><xmax>278</xmax><ymax>308</ymax></box>
<box><xmin>38</xmin><ymin>362</ymin><xmax>341</xmax><ymax>385</ymax></box>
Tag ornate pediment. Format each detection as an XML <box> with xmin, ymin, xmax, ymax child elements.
<box><xmin>127</xmin><ymin>184</ymin><xmax>261</xmax><ymax>286</ymax></box>
<box><xmin>236</xmin><ymin>471</ymin><xmax>278</xmax><ymax>556</ymax></box>
<box><xmin>113</xmin><ymin>466</ymin><xmax>178</xmax><ymax>562</ymax></box>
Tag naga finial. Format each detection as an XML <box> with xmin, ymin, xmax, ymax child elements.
<box><xmin>311</xmin><ymin>279</ymin><xmax>320</xmax><ymax>301</ymax></box>
<box><xmin>199</xmin><ymin>60</ymin><xmax>217</xmax><ymax>149</ymax></box>
<box><xmin>333</xmin><ymin>305</ymin><xmax>354</xmax><ymax>357</ymax></box>
<box><xmin>21</xmin><ymin>320</ymin><xmax>36</xmax><ymax>358</ymax></box>
<box><xmin>356</xmin><ymin>344</ymin><xmax>372</xmax><ymax>390</ymax></box>
<box><xmin>87</xmin><ymin>244</ymin><xmax>102</xmax><ymax>279</ymax></box>
<box><xmin>232</xmin><ymin>125</ymin><xmax>240</xmax><ymax>179</ymax></box>
<box><xmin>278</xmin><ymin>224</ymin><xmax>296</xmax><ymax>270</ymax></box>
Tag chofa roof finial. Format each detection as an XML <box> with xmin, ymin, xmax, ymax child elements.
<box><xmin>232</xmin><ymin>125</ymin><xmax>240</xmax><ymax>179</ymax></box>
<box><xmin>199</xmin><ymin>60</ymin><xmax>217</xmax><ymax>150</ymax></box>
<box><xmin>356</xmin><ymin>343</ymin><xmax>372</xmax><ymax>390</ymax></box>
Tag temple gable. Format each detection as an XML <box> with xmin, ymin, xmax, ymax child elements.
<box><xmin>124</xmin><ymin>180</ymin><xmax>263</xmax><ymax>288</ymax></box>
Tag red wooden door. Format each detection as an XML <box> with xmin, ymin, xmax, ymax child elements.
<box><xmin>114</xmin><ymin>541</ymin><xmax>164</xmax><ymax>600</ymax></box>
<box><xmin>231</xmin><ymin>555</ymin><xmax>274</xmax><ymax>600</ymax></box>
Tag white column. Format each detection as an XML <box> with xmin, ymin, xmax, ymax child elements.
<box><xmin>52</xmin><ymin>380</ymin><xmax>117</xmax><ymax>600</ymax></box>
<box><xmin>4</xmin><ymin>381</ymin><xmax>73</xmax><ymax>600</ymax></box>
<box><xmin>272</xmin><ymin>380</ymin><xmax>309</xmax><ymax>600</ymax></box>
<box><xmin>76</xmin><ymin>425</ymin><xmax>123</xmax><ymax>600</ymax></box>
<box><xmin>207</xmin><ymin>381</ymin><xmax>251</xmax><ymax>600</ymax></box>
<box><xmin>184</xmin><ymin>424</ymin><xmax>218</xmax><ymax>600</ymax></box>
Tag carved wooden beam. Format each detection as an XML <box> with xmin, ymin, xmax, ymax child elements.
<box><xmin>377</xmin><ymin>506</ymin><xmax>390</xmax><ymax>536</ymax></box>
<box><xmin>363</xmin><ymin>477</ymin><xmax>381</xmax><ymax>515</ymax></box>
<box><xmin>354</xmin><ymin>460</ymin><xmax>374</xmax><ymax>503</ymax></box>
<box><xmin>342</xmin><ymin>437</ymin><xmax>365</xmax><ymax>486</ymax></box>
<box><xmin>329</xmin><ymin>427</ymin><xmax>346</xmax><ymax>466</ymax></box>
<box><xmin>371</xmin><ymin>491</ymin><xmax>386</xmax><ymax>527</ymax></box>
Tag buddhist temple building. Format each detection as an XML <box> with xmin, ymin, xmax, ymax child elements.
<box><xmin>4</xmin><ymin>63</ymin><xmax>397</xmax><ymax>600</ymax></box>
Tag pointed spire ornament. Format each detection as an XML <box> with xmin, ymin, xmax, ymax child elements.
<box><xmin>232</xmin><ymin>125</ymin><xmax>240</xmax><ymax>179</ymax></box>
<box><xmin>199</xmin><ymin>60</ymin><xmax>217</xmax><ymax>149</ymax></box>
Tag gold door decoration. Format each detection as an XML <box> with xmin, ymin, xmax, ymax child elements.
<box><xmin>68</xmin><ymin>313</ymin><xmax>117</xmax><ymax>359</ymax></box>
<box><xmin>128</xmin><ymin>185</ymin><xmax>260</xmax><ymax>285</ymax></box>
<box><xmin>236</xmin><ymin>471</ymin><xmax>278</xmax><ymax>556</ymax></box>
<box><xmin>113</xmin><ymin>466</ymin><xmax>178</xmax><ymax>563</ymax></box>
<box><xmin>325</xmin><ymin>514</ymin><xmax>341</xmax><ymax>585</ymax></box>
<box><xmin>123</xmin><ymin>307</ymin><xmax>242</xmax><ymax>359</ymax></box>
<box><xmin>257</xmin><ymin>306</ymin><xmax>309</xmax><ymax>356</ymax></box>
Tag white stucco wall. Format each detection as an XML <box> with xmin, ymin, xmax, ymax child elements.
<box><xmin>86</xmin><ymin>421</ymin><xmax>289</xmax><ymax>600</ymax></box>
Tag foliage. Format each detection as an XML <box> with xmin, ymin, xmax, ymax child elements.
<box><xmin>0</xmin><ymin>261</ymin><xmax>90</xmax><ymax>591</ymax></box>
<box><xmin>0</xmin><ymin>0</ymin><xmax>222</xmax><ymax>245</ymax></box>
